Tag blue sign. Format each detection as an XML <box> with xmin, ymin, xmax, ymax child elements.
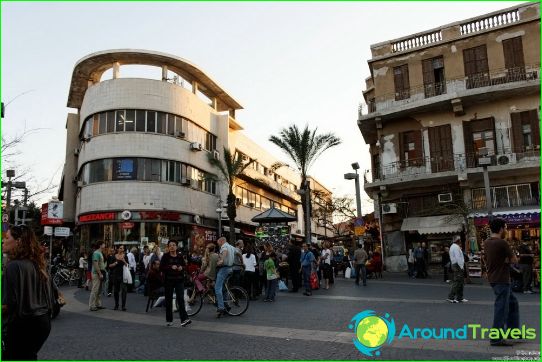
<box><xmin>354</xmin><ymin>217</ymin><xmax>365</xmax><ymax>227</ymax></box>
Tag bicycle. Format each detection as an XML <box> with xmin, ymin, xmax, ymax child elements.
<box><xmin>52</xmin><ymin>264</ymin><xmax>80</xmax><ymax>287</ymax></box>
<box><xmin>184</xmin><ymin>271</ymin><xmax>249</xmax><ymax>317</ymax></box>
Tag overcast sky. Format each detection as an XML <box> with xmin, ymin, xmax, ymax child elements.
<box><xmin>1</xmin><ymin>1</ymin><xmax>524</xmax><ymax>212</ymax></box>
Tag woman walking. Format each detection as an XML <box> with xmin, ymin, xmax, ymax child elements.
<box><xmin>2</xmin><ymin>225</ymin><xmax>53</xmax><ymax>360</ymax></box>
<box><xmin>160</xmin><ymin>240</ymin><xmax>191</xmax><ymax>327</ymax></box>
<box><xmin>108</xmin><ymin>245</ymin><xmax>129</xmax><ymax>311</ymax></box>
<box><xmin>242</xmin><ymin>246</ymin><xmax>258</xmax><ymax>300</ymax></box>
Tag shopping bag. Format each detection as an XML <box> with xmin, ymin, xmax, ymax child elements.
<box><xmin>345</xmin><ymin>267</ymin><xmax>351</xmax><ymax>279</ymax></box>
<box><xmin>310</xmin><ymin>272</ymin><xmax>319</xmax><ymax>290</ymax></box>
<box><xmin>278</xmin><ymin>280</ymin><xmax>288</xmax><ymax>291</ymax></box>
<box><xmin>123</xmin><ymin>265</ymin><xmax>132</xmax><ymax>284</ymax></box>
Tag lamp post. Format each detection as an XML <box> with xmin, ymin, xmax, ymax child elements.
<box><xmin>478</xmin><ymin>151</ymin><xmax>493</xmax><ymax>221</ymax></box>
<box><xmin>345</xmin><ymin>162</ymin><xmax>363</xmax><ymax>248</ymax></box>
<box><xmin>216</xmin><ymin>198</ymin><xmax>224</xmax><ymax>238</ymax></box>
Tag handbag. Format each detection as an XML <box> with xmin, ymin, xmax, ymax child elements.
<box><xmin>310</xmin><ymin>271</ymin><xmax>319</xmax><ymax>290</ymax></box>
<box><xmin>278</xmin><ymin>280</ymin><xmax>288</xmax><ymax>291</ymax></box>
<box><xmin>123</xmin><ymin>265</ymin><xmax>133</xmax><ymax>284</ymax></box>
<box><xmin>345</xmin><ymin>267</ymin><xmax>352</xmax><ymax>279</ymax></box>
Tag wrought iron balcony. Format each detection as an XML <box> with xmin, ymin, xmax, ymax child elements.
<box><xmin>361</xmin><ymin>64</ymin><xmax>540</xmax><ymax>116</ymax></box>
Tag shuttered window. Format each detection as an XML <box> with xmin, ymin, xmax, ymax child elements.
<box><xmin>394</xmin><ymin>64</ymin><xmax>410</xmax><ymax>100</ymax></box>
<box><xmin>399</xmin><ymin>130</ymin><xmax>423</xmax><ymax>167</ymax></box>
<box><xmin>502</xmin><ymin>37</ymin><xmax>525</xmax><ymax>69</ymax></box>
<box><xmin>422</xmin><ymin>56</ymin><xmax>446</xmax><ymax>97</ymax></box>
<box><xmin>428</xmin><ymin>124</ymin><xmax>453</xmax><ymax>172</ymax></box>
<box><xmin>511</xmin><ymin>110</ymin><xmax>540</xmax><ymax>153</ymax></box>
<box><xmin>463</xmin><ymin>117</ymin><xmax>496</xmax><ymax>167</ymax></box>
<box><xmin>463</xmin><ymin>45</ymin><xmax>489</xmax><ymax>89</ymax></box>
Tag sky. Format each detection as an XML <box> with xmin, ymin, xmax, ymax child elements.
<box><xmin>1</xmin><ymin>1</ymin><xmax>525</xmax><ymax>213</ymax></box>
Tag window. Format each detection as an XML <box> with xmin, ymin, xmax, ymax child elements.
<box><xmin>135</xmin><ymin>110</ymin><xmax>146</xmax><ymax>132</ymax></box>
<box><xmin>125</xmin><ymin>110</ymin><xmax>135</xmax><ymax>132</ymax></box>
<box><xmin>156</xmin><ymin>112</ymin><xmax>166</xmax><ymax>134</ymax></box>
<box><xmin>502</xmin><ymin>37</ymin><xmax>525</xmax><ymax>72</ymax></box>
<box><xmin>106</xmin><ymin>111</ymin><xmax>115</xmax><ymax>133</ymax></box>
<box><xmin>400</xmin><ymin>131</ymin><xmax>423</xmax><ymax>166</ymax></box>
<box><xmin>147</xmin><ymin>111</ymin><xmax>156</xmax><ymax>133</ymax></box>
<box><xmin>99</xmin><ymin>113</ymin><xmax>107</xmax><ymax>134</ymax></box>
<box><xmin>115</xmin><ymin>110</ymin><xmax>126</xmax><ymax>132</ymax></box>
<box><xmin>167</xmin><ymin>114</ymin><xmax>175</xmax><ymax>136</ymax></box>
<box><xmin>463</xmin><ymin>45</ymin><xmax>489</xmax><ymax>89</ymax></box>
<box><xmin>205</xmin><ymin>133</ymin><xmax>217</xmax><ymax>151</ymax></box>
<box><xmin>463</xmin><ymin>117</ymin><xmax>496</xmax><ymax>167</ymax></box>
<box><xmin>92</xmin><ymin>114</ymin><xmax>99</xmax><ymax>136</ymax></box>
<box><xmin>393</xmin><ymin>64</ymin><xmax>410</xmax><ymax>100</ymax></box>
<box><xmin>175</xmin><ymin>116</ymin><xmax>183</xmax><ymax>136</ymax></box>
<box><xmin>422</xmin><ymin>56</ymin><xmax>446</xmax><ymax>97</ymax></box>
<box><xmin>511</xmin><ymin>110</ymin><xmax>540</xmax><ymax>153</ymax></box>
<box><xmin>113</xmin><ymin>158</ymin><xmax>137</xmax><ymax>180</ymax></box>
<box><xmin>428</xmin><ymin>124</ymin><xmax>453</xmax><ymax>172</ymax></box>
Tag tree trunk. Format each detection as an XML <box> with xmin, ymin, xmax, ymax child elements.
<box><xmin>227</xmin><ymin>192</ymin><xmax>237</xmax><ymax>244</ymax></box>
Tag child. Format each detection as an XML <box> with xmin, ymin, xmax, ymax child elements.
<box><xmin>264</xmin><ymin>252</ymin><xmax>279</xmax><ymax>302</ymax></box>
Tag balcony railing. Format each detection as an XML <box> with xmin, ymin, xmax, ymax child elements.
<box><xmin>367</xmin><ymin>148</ymin><xmax>540</xmax><ymax>183</ymax></box>
<box><xmin>361</xmin><ymin>64</ymin><xmax>540</xmax><ymax>116</ymax></box>
<box><xmin>459</xmin><ymin>8</ymin><xmax>519</xmax><ymax>35</ymax></box>
<box><xmin>471</xmin><ymin>184</ymin><xmax>539</xmax><ymax>210</ymax></box>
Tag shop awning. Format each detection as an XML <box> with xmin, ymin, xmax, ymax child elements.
<box><xmin>401</xmin><ymin>215</ymin><xmax>463</xmax><ymax>235</ymax></box>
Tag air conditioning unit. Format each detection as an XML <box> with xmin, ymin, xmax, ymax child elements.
<box><xmin>176</xmin><ymin>131</ymin><xmax>186</xmax><ymax>139</ymax></box>
<box><xmin>438</xmin><ymin>193</ymin><xmax>453</xmax><ymax>203</ymax></box>
<box><xmin>76</xmin><ymin>181</ymin><xmax>83</xmax><ymax>188</ymax></box>
<box><xmin>382</xmin><ymin>203</ymin><xmax>397</xmax><ymax>214</ymax></box>
<box><xmin>181</xmin><ymin>178</ymin><xmax>192</xmax><ymax>186</ymax></box>
<box><xmin>212</xmin><ymin>150</ymin><xmax>220</xmax><ymax>160</ymax></box>
<box><xmin>190</xmin><ymin>142</ymin><xmax>202</xmax><ymax>151</ymax></box>
<box><xmin>74</xmin><ymin>148</ymin><xmax>80</xmax><ymax>156</ymax></box>
<box><xmin>497</xmin><ymin>153</ymin><xmax>517</xmax><ymax>166</ymax></box>
<box><xmin>246</xmin><ymin>202</ymin><xmax>255</xmax><ymax>208</ymax></box>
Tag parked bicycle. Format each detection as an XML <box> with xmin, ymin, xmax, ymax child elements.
<box><xmin>52</xmin><ymin>264</ymin><xmax>79</xmax><ymax>287</ymax></box>
<box><xmin>184</xmin><ymin>271</ymin><xmax>249</xmax><ymax>317</ymax></box>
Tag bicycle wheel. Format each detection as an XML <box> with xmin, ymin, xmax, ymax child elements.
<box><xmin>225</xmin><ymin>286</ymin><xmax>249</xmax><ymax>316</ymax></box>
<box><xmin>53</xmin><ymin>273</ymin><xmax>64</xmax><ymax>287</ymax></box>
<box><xmin>184</xmin><ymin>287</ymin><xmax>203</xmax><ymax>317</ymax></box>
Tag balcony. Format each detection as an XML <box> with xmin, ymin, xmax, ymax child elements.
<box><xmin>365</xmin><ymin>148</ymin><xmax>540</xmax><ymax>189</ymax></box>
<box><xmin>360</xmin><ymin>64</ymin><xmax>540</xmax><ymax>119</ymax></box>
<box><xmin>471</xmin><ymin>184</ymin><xmax>539</xmax><ymax>211</ymax></box>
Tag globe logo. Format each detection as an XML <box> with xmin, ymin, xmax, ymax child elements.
<box><xmin>349</xmin><ymin>310</ymin><xmax>396</xmax><ymax>357</ymax></box>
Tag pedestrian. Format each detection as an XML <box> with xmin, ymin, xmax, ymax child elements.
<box><xmin>78</xmin><ymin>251</ymin><xmax>88</xmax><ymax>288</ymax></box>
<box><xmin>88</xmin><ymin>242</ymin><xmax>106</xmax><ymax>311</ymax></box>
<box><xmin>300</xmin><ymin>243</ymin><xmax>316</xmax><ymax>296</ymax></box>
<box><xmin>407</xmin><ymin>247</ymin><xmax>415</xmax><ymax>278</ymax></box>
<box><xmin>264</xmin><ymin>252</ymin><xmax>279</xmax><ymax>302</ymax></box>
<box><xmin>287</xmin><ymin>240</ymin><xmax>302</xmax><ymax>293</ymax></box>
<box><xmin>142</xmin><ymin>246</ymin><xmax>152</xmax><ymax>271</ymax></box>
<box><xmin>414</xmin><ymin>243</ymin><xmax>425</xmax><ymax>278</ymax></box>
<box><xmin>105</xmin><ymin>247</ymin><xmax>116</xmax><ymax>297</ymax></box>
<box><xmin>517</xmin><ymin>241</ymin><xmax>534</xmax><ymax>294</ymax></box>
<box><xmin>231</xmin><ymin>240</ymin><xmax>245</xmax><ymax>287</ymax></box>
<box><xmin>148</xmin><ymin>245</ymin><xmax>163</xmax><ymax>271</ymax></box>
<box><xmin>484</xmin><ymin>218</ymin><xmax>519</xmax><ymax>346</ymax></box>
<box><xmin>353</xmin><ymin>244</ymin><xmax>368</xmax><ymax>286</ymax></box>
<box><xmin>2</xmin><ymin>225</ymin><xmax>53</xmax><ymax>360</ymax></box>
<box><xmin>242</xmin><ymin>246</ymin><xmax>258</xmax><ymax>300</ymax></box>
<box><xmin>278</xmin><ymin>255</ymin><xmax>290</xmax><ymax>286</ymax></box>
<box><xmin>442</xmin><ymin>246</ymin><xmax>451</xmax><ymax>283</ymax></box>
<box><xmin>108</xmin><ymin>245</ymin><xmax>129</xmax><ymax>311</ymax></box>
<box><xmin>215</xmin><ymin>237</ymin><xmax>236</xmax><ymax>317</ymax></box>
<box><xmin>127</xmin><ymin>247</ymin><xmax>137</xmax><ymax>292</ymax></box>
<box><xmin>320</xmin><ymin>242</ymin><xmax>333</xmax><ymax>290</ymax></box>
<box><xmin>447</xmin><ymin>236</ymin><xmax>467</xmax><ymax>303</ymax></box>
<box><xmin>160</xmin><ymin>240</ymin><xmax>191</xmax><ymax>327</ymax></box>
<box><xmin>147</xmin><ymin>259</ymin><xmax>164</xmax><ymax>303</ymax></box>
<box><xmin>202</xmin><ymin>243</ymin><xmax>219</xmax><ymax>283</ymax></box>
<box><xmin>422</xmin><ymin>242</ymin><xmax>430</xmax><ymax>278</ymax></box>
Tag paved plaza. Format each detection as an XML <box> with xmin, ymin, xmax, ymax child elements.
<box><xmin>39</xmin><ymin>273</ymin><xmax>541</xmax><ymax>360</ymax></box>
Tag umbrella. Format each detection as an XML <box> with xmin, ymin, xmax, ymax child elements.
<box><xmin>251</xmin><ymin>207</ymin><xmax>297</xmax><ymax>223</ymax></box>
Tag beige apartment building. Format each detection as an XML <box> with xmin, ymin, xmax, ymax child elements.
<box><xmin>358</xmin><ymin>3</ymin><xmax>540</xmax><ymax>271</ymax></box>
<box><xmin>59</xmin><ymin>49</ymin><xmax>331</xmax><ymax>251</ymax></box>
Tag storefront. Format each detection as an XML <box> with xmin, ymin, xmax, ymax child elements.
<box><xmin>77</xmin><ymin>210</ymin><xmax>218</xmax><ymax>252</ymax></box>
<box><xmin>473</xmin><ymin>210</ymin><xmax>540</xmax><ymax>249</ymax></box>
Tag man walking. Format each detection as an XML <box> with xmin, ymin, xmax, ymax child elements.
<box><xmin>215</xmin><ymin>237</ymin><xmax>235</xmax><ymax>317</ymax></box>
<box><xmin>447</xmin><ymin>236</ymin><xmax>467</xmax><ymax>303</ymax></box>
<box><xmin>89</xmin><ymin>242</ymin><xmax>106</xmax><ymax>311</ymax></box>
<box><xmin>287</xmin><ymin>240</ymin><xmax>302</xmax><ymax>293</ymax></box>
<box><xmin>353</xmin><ymin>244</ymin><xmax>368</xmax><ymax>286</ymax></box>
<box><xmin>517</xmin><ymin>240</ymin><xmax>534</xmax><ymax>294</ymax></box>
<box><xmin>484</xmin><ymin>218</ymin><xmax>519</xmax><ymax>346</ymax></box>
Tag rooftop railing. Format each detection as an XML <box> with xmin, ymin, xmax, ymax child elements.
<box><xmin>459</xmin><ymin>8</ymin><xmax>520</xmax><ymax>35</ymax></box>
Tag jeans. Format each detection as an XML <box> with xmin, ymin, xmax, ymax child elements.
<box><xmin>215</xmin><ymin>266</ymin><xmax>232</xmax><ymax>310</ymax></box>
<box><xmin>243</xmin><ymin>271</ymin><xmax>258</xmax><ymax>299</ymax></box>
<box><xmin>164</xmin><ymin>280</ymin><xmax>188</xmax><ymax>323</ymax></box>
<box><xmin>290</xmin><ymin>265</ymin><xmax>301</xmax><ymax>291</ymax></box>
<box><xmin>448</xmin><ymin>264</ymin><xmax>464</xmax><ymax>300</ymax></box>
<box><xmin>355</xmin><ymin>264</ymin><xmax>367</xmax><ymax>285</ymax></box>
<box><xmin>265</xmin><ymin>278</ymin><xmax>278</xmax><ymax>301</ymax></box>
<box><xmin>88</xmin><ymin>274</ymin><xmax>103</xmax><ymax>309</ymax></box>
<box><xmin>302</xmin><ymin>265</ymin><xmax>312</xmax><ymax>292</ymax></box>
<box><xmin>113</xmin><ymin>279</ymin><xmax>127</xmax><ymax>308</ymax></box>
<box><xmin>490</xmin><ymin>283</ymin><xmax>520</xmax><ymax>343</ymax></box>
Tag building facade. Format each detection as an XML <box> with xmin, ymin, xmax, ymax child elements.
<box><xmin>358</xmin><ymin>3</ymin><xmax>540</xmax><ymax>271</ymax></box>
<box><xmin>59</xmin><ymin>49</ymin><xmax>331</xmax><ymax>251</ymax></box>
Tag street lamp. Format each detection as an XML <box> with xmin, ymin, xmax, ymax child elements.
<box><xmin>216</xmin><ymin>199</ymin><xmax>224</xmax><ymax>238</ymax></box>
<box><xmin>477</xmin><ymin>150</ymin><xmax>493</xmax><ymax>221</ymax></box>
<box><xmin>344</xmin><ymin>162</ymin><xmax>362</xmax><ymax>218</ymax></box>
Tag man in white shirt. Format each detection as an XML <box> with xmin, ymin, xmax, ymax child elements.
<box><xmin>447</xmin><ymin>236</ymin><xmax>467</xmax><ymax>303</ymax></box>
<box><xmin>127</xmin><ymin>247</ymin><xmax>137</xmax><ymax>292</ymax></box>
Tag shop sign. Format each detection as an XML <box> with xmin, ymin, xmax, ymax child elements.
<box><xmin>191</xmin><ymin>226</ymin><xmax>217</xmax><ymax>252</ymax></box>
<box><xmin>140</xmin><ymin>211</ymin><xmax>180</xmax><ymax>221</ymax></box>
<box><xmin>474</xmin><ymin>213</ymin><xmax>540</xmax><ymax>226</ymax></box>
<box><xmin>79</xmin><ymin>212</ymin><xmax>116</xmax><ymax>223</ymax></box>
<box><xmin>41</xmin><ymin>202</ymin><xmax>64</xmax><ymax>225</ymax></box>
<box><xmin>54</xmin><ymin>227</ymin><xmax>70</xmax><ymax>237</ymax></box>
<box><xmin>120</xmin><ymin>222</ymin><xmax>135</xmax><ymax>229</ymax></box>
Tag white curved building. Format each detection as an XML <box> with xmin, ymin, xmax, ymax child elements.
<box><xmin>59</xmin><ymin>49</ymin><xmax>331</xmax><ymax>250</ymax></box>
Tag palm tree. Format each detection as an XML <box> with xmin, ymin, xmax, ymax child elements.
<box><xmin>208</xmin><ymin>147</ymin><xmax>255</xmax><ymax>244</ymax></box>
<box><xmin>269</xmin><ymin>124</ymin><xmax>341</xmax><ymax>244</ymax></box>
